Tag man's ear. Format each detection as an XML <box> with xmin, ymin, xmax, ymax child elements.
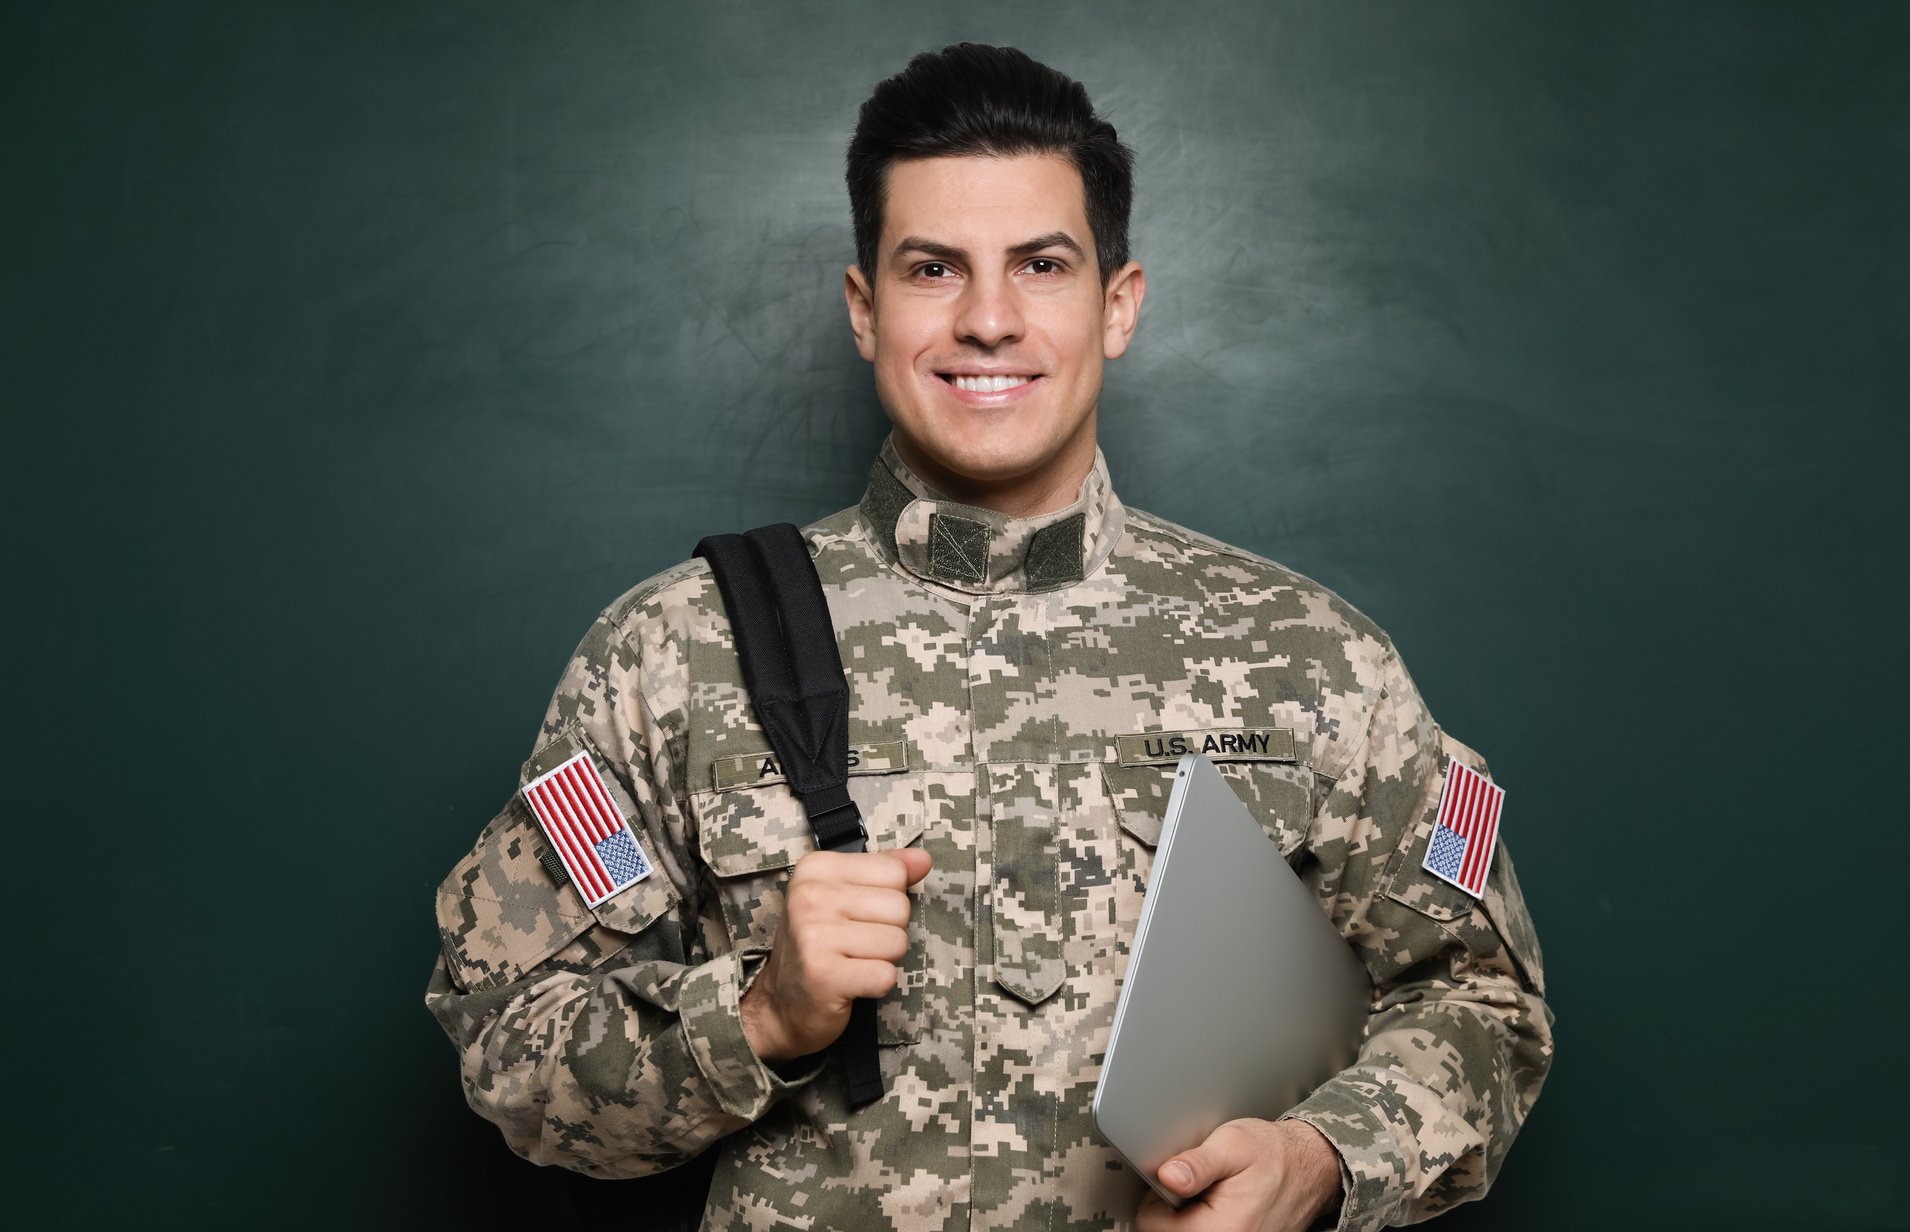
<box><xmin>1101</xmin><ymin>260</ymin><xmax>1146</xmax><ymax>360</ymax></box>
<box><xmin>845</xmin><ymin>264</ymin><xmax>877</xmax><ymax>362</ymax></box>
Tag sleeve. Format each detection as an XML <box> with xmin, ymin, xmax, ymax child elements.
<box><xmin>423</xmin><ymin>608</ymin><xmax>825</xmax><ymax>1178</ymax></box>
<box><xmin>1279</xmin><ymin>640</ymin><xmax>1555</xmax><ymax>1230</ymax></box>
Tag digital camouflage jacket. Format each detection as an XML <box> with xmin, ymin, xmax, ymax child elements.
<box><xmin>426</xmin><ymin>438</ymin><xmax>1554</xmax><ymax>1231</ymax></box>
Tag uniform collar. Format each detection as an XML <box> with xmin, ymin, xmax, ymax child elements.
<box><xmin>858</xmin><ymin>435</ymin><xmax>1126</xmax><ymax>595</ymax></box>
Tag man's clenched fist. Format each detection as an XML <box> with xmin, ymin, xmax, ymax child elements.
<box><xmin>739</xmin><ymin>846</ymin><xmax>933</xmax><ymax>1063</ymax></box>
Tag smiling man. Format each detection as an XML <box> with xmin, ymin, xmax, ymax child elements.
<box><xmin>428</xmin><ymin>43</ymin><xmax>1553</xmax><ymax>1232</ymax></box>
<box><xmin>848</xmin><ymin>151</ymin><xmax>1129</xmax><ymax>517</ymax></box>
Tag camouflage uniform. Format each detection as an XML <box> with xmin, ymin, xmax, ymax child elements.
<box><xmin>427</xmin><ymin>437</ymin><xmax>1553</xmax><ymax>1231</ymax></box>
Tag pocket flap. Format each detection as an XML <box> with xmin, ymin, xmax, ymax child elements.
<box><xmin>1100</xmin><ymin>760</ymin><xmax>1312</xmax><ymax>854</ymax></box>
<box><xmin>1381</xmin><ymin>865</ymin><xmax>1477</xmax><ymax>923</ymax></box>
<box><xmin>1099</xmin><ymin>762</ymin><xmax>1178</xmax><ymax>847</ymax></box>
<box><xmin>697</xmin><ymin>769</ymin><xmax>925</xmax><ymax>878</ymax></box>
<box><xmin>1219</xmin><ymin>761</ymin><xmax>1313</xmax><ymax>856</ymax></box>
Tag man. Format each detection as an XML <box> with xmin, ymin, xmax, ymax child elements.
<box><xmin>428</xmin><ymin>43</ymin><xmax>1553</xmax><ymax>1232</ymax></box>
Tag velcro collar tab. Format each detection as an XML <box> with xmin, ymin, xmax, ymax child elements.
<box><xmin>860</xmin><ymin>435</ymin><xmax>1124</xmax><ymax>595</ymax></box>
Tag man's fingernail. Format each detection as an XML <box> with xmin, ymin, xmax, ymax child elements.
<box><xmin>1163</xmin><ymin>1161</ymin><xmax>1192</xmax><ymax>1188</ymax></box>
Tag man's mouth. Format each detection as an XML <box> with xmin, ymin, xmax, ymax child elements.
<box><xmin>940</xmin><ymin>373</ymin><xmax>1036</xmax><ymax>393</ymax></box>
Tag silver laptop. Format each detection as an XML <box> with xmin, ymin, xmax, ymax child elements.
<box><xmin>1092</xmin><ymin>753</ymin><xmax>1371</xmax><ymax>1207</ymax></box>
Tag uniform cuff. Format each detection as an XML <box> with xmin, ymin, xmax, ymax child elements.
<box><xmin>675</xmin><ymin>948</ymin><xmax>823</xmax><ymax>1121</ymax></box>
<box><xmin>1281</xmin><ymin>1075</ymin><xmax>1412</xmax><ymax>1232</ymax></box>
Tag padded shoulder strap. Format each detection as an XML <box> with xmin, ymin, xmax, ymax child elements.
<box><xmin>693</xmin><ymin>523</ymin><xmax>882</xmax><ymax>1107</ymax></box>
<box><xmin>694</xmin><ymin>524</ymin><xmax>865</xmax><ymax>851</ymax></box>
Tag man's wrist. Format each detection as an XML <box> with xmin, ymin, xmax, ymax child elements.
<box><xmin>676</xmin><ymin>949</ymin><xmax>814</xmax><ymax>1120</ymax></box>
<box><xmin>1281</xmin><ymin>1118</ymin><xmax>1346</xmax><ymax>1225</ymax></box>
<box><xmin>738</xmin><ymin>957</ymin><xmax>795</xmax><ymax>1062</ymax></box>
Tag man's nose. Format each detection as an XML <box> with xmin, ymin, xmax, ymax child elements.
<box><xmin>953</xmin><ymin>271</ymin><xmax>1024</xmax><ymax>348</ymax></box>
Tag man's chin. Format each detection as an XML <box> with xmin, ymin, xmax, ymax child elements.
<box><xmin>911</xmin><ymin>435</ymin><xmax>1053</xmax><ymax>487</ymax></box>
<box><xmin>891</xmin><ymin>430</ymin><xmax>1098</xmax><ymax>515</ymax></box>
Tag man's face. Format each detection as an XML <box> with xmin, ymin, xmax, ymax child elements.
<box><xmin>846</xmin><ymin>154</ymin><xmax>1144</xmax><ymax>511</ymax></box>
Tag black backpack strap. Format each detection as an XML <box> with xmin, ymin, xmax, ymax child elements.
<box><xmin>694</xmin><ymin>523</ymin><xmax>884</xmax><ymax>1108</ymax></box>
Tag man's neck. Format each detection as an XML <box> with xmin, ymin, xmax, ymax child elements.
<box><xmin>891</xmin><ymin>431</ymin><xmax>1099</xmax><ymax>520</ymax></box>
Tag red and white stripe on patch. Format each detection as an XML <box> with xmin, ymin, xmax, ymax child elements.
<box><xmin>1421</xmin><ymin>759</ymin><xmax>1504</xmax><ymax>898</ymax></box>
<box><xmin>521</xmin><ymin>751</ymin><xmax>652</xmax><ymax>908</ymax></box>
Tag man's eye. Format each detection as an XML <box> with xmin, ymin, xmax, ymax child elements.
<box><xmin>1027</xmin><ymin>258</ymin><xmax>1058</xmax><ymax>274</ymax></box>
<box><xmin>918</xmin><ymin>262</ymin><xmax>951</xmax><ymax>279</ymax></box>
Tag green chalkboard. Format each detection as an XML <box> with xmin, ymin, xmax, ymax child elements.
<box><xmin>7</xmin><ymin>1</ymin><xmax>1905</xmax><ymax>1228</ymax></box>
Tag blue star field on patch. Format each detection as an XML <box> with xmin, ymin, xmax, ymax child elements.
<box><xmin>594</xmin><ymin>830</ymin><xmax>651</xmax><ymax>885</ymax></box>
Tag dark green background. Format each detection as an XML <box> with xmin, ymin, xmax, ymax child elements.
<box><xmin>7</xmin><ymin>1</ymin><xmax>1905</xmax><ymax>1227</ymax></box>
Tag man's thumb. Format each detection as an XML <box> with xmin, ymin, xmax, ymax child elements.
<box><xmin>1158</xmin><ymin>1151</ymin><xmax>1207</xmax><ymax>1198</ymax></box>
<box><xmin>892</xmin><ymin>846</ymin><xmax>934</xmax><ymax>886</ymax></box>
<box><xmin>1159</xmin><ymin>1122</ymin><xmax>1256</xmax><ymax>1198</ymax></box>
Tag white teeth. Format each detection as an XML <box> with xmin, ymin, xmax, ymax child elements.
<box><xmin>950</xmin><ymin>374</ymin><xmax>1031</xmax><ymax>393</ymax></box>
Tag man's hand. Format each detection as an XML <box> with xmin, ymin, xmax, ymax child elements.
<box><xmin>1136</xmin><ymin>1117</ymin><xmax>1344</xmax><ymax>1232</ymax></box>
<box><xmin>739</xmin><ymin>847</ymin><xmax>933</xmax><ymax>1063</ymax></box>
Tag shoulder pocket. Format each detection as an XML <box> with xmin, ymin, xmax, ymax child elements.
<box><xmin>435</xmin><ymin>731</ymin><xmax>680</xmax><ymax>992</ymax></box>
<box><xmin>692</xmin><ymin>766</ymin><xmax>926</xmax><ymax>1042</ymax></box>
<box><xmin>1367</xmin><ymin>731</ymin><xmax>1543</xmax><ymax>992</ymax></box>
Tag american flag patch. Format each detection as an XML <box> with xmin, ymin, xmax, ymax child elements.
<box><xmin>1421</xmin><ymin>760</ymin><xmax>1504</xmax><ymax>898</ymax></box>
<box><xmin>521</xmin><ymin>752</ymin><xmax>652</xmax><ymax>908</ymax></box>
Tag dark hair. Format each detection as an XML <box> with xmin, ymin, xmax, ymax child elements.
<box><xmin>846</xmin><ymin>43</ymin><xmax>1135</xmax><ymax>287</ymax></box>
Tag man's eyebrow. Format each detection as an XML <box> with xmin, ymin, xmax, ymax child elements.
<box><xmin>1007</xmin><ymin>232</ymin><xmax>1087</xmax><ymax>262</ymax></box>
<box><xmin>890</xmin><ymin>237</ymin><xmax>967</xmax><ymax>265</ymax></box>
<box><xmin>889</xmin><ymin>231</ymin><xmax>1088</xmax><ymax>266</ymax></box>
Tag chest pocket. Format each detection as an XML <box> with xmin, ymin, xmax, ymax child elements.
<box><xmin>436</xmin><ymin>729</ymin><xmax>681</xmax><ymax>994</ymax></box>
<box><xmin>989</xmin><ymin>758</ymin><xmax>1315</xmax><ymax>1012</ymax></box>
<box><xmin>691</xmin><ymin>766</ymin><xmax>928</xmax><ymax>1043</ymax></box>
<box><xmin>1100</xmin><ymin>758</ymin><xmax>1315</xmax><ymax>856</ymax></box>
